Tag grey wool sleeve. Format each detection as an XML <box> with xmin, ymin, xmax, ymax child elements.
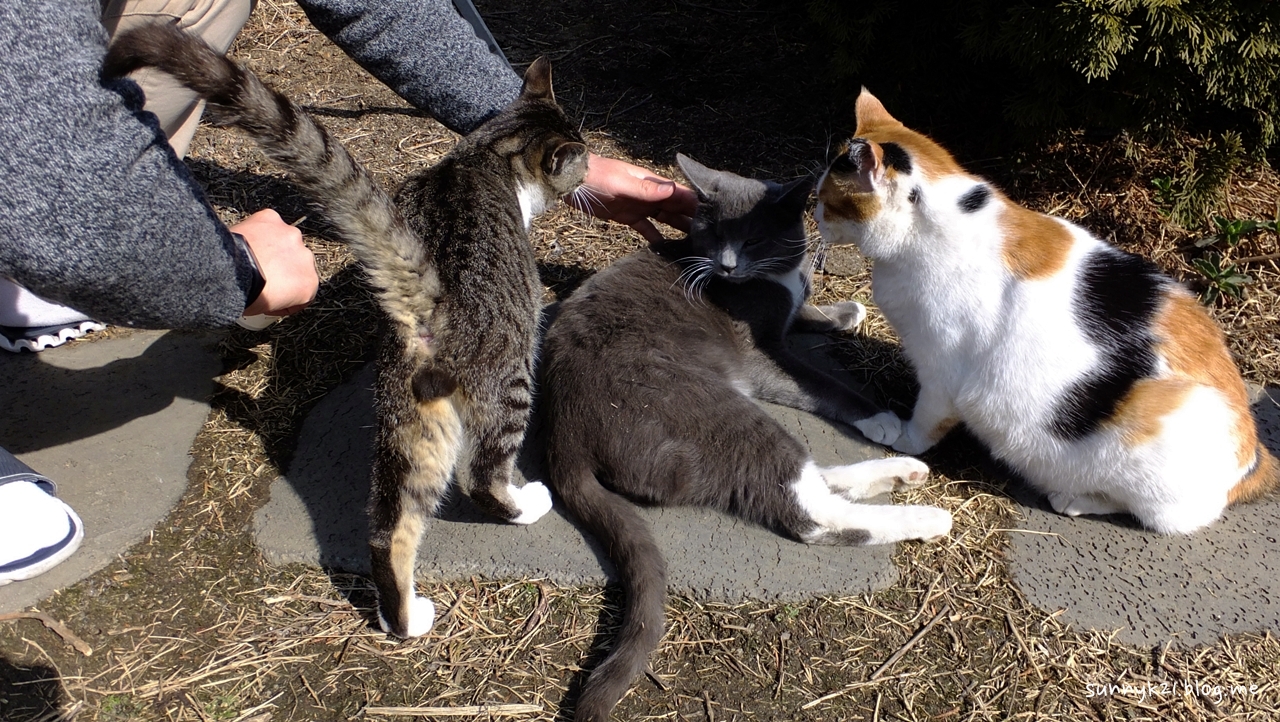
<box><xmin>0</xmin><ymin>0</ymin><xmax>258</xmax><ymax>328</ymax></box>
<box><xmin>296</xmin><ymin>0</ymin><xmax>523</xmax><ymax>134</ymax></box>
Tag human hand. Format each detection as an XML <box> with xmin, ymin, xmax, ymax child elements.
<box><xmin>569</xmin><ymin>154</ymin><xmax>697</xmax><ymax>243</ymax></box>
<box><xmin>231</xmin><ymin>209</ymin><xmax>318</xmax><ymax>317</ymax></box>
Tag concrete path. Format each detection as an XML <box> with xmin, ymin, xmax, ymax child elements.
<box><xmin>0</xmin><ymin>330</ymin><xmax>220</xmax><ymax>613</ymax></box>
<box><xmin>1007</xmin><ymin>385</ymin><xmax>1280</xmax><ymax>646</ymax></box>
<box><xmin>5</xmin><ymin>323</ymin><xmax>1280</xmax><ymax>649</ymax></box>
<box><xmin>253</xmin><ymin>335</ymin><xmax>902</xmax><ymax>601</ymax></box>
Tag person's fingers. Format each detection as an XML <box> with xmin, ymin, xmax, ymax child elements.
<box><xmin>629</xmin><ymin>217</ymin><xmax>663</xmax><ymax>244</ymax></box>
<box><xmin>654</xmin><ymin>209</ymin><xmax>692</xmax><ymax>233</ymax></box>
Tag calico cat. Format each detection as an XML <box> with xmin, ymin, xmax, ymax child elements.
<box><xmin>542</xmin><ymin>154</ymin><xmax>952</xmax><ymax>722</ymax></box>
<box><xmin>816</xmin><ymin>89</ymin><xmax>1279</xmax><ymax>534</ymax></box>
<box><xmin>106</xmin><ymin>24</ymin><xmax>588</xmax><ymax>637</ymax></box>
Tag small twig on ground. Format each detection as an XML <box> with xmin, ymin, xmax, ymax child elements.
<box><xmin>870</xmin><ymin>604</ymin><xmax>950</xmax><ymax>681</ymax></box>
<box><xmin>0</xmin><ymin>611</ymin><xmax>92</xmax><ymax>656</ymax></box>
<box><xmin>363</xmin><ymin>704</ymin><xmax>542</xmax><ymax>717</ymax></box>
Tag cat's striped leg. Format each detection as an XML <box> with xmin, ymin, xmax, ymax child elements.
<box><xmin>368</xmin><ymin>393</ymin><xmax>462</xmax><ymax>639</ymax></box>
<box><xmin>461</xmin><ymin>381</ymin><xmax>553</xmax><ymax>525</ymax></box>
<box><xmin>792</xmin><ymin>461</ymin><xmax>951</xmax><ymax>544</ymax></box>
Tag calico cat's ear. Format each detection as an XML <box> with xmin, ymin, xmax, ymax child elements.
<box><xmin>776</xmin><ymin>177</ymin><xmax>814</xmax><ymax>214</ymax></box>
<box><xmin>854</xmin><ymin>88</ymin><xmax>902</xmax><ymax>135</ymax></box>
<box><xmin>521</xmin><ymin>56</ymin><xmax>555</xmax><ymax>103</ymax></box>
<box><xmin>547</xmin><ymin>141</ymin><xmax>588</xmax><ymax>177</ymax></box>
<box><xmin>676</xmin><ymin>153</ymin><xmax>718</xmax><ymax>201</ymax></box>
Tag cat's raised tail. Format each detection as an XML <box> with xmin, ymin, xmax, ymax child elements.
<box><xmin>550</xmin><ymin>463</ymin><xmax>665</xmax><ymax>722</ymax></box>
<box><xmin>103</xmin><ymin>22</ymin><xmax>440</xmax><ymax>334</ymax></box>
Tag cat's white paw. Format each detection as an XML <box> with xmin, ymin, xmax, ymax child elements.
<box><xmin>881</xmin><ymin>456</ymin><xmax>931</xmax><ymax>489</ymax></box>
<box><xmin>819</xmin><ymin>301</ymin><xmax>867</xmax><ymax>332</ymax></box>
<box><xmin>1048</xmin><ymin>492</ymin><xmax>1123</xmax><ymax>518</ymax></box>
<box><xmin>379</xmin><ymin>594</ymin><xmax>436</xmax><ymax>638</ymax></box>
<box><xmin>508</xmin><ymin>481</ymin><xmax>553</xmax><ymax>525</ymax></box>
<box><xmin>905</xmin><ymin>506</ymin><xmax>953</xmax><ymax>541</ymax></box>
<box><xmin>854</xmin><ymin>411</ymin><xmax>902</xmax><ymax>446</ymax></box>
<box><xmin>890</xmin><ymin>422</ymin><xmax>933</xmax><ymax>455</ymax></box>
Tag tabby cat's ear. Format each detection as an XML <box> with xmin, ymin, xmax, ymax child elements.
<box><xmin>521</xmin><ymin>56</ymin><xmax>555</xmax><ymax>103</ymax></box>
<box><xmin>547</xmin><ymin>141</ymin><xmax>588</xmax><ymax>177</ymax></box>
<box><xmin>854</xmin><ymin>88</ymin><xmax>901</xmax><ymax>135</ymax></box>
<box><xmin>675</xmin><ymin>153</ymin><xmax>717</xmax><ymax>201</ymax></box>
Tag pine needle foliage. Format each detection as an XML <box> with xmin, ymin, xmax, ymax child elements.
<box><xmin>808</xmin><ymin>0</ymin><xmax>1280</xmax><ymax>226</ymax></box>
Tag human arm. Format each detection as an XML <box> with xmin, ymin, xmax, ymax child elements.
<box><xmin>0</xmin><ymin>0</ymin><xmax>287</xmax><ymax>328</ymax></box>
<box><xmin>233</xmin><ymin>211</ymin><xmax>319</xmax><ymax>318</ymax></box>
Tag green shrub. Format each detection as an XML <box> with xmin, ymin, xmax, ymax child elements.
<box><xmin>808</xmin><ymin>0</ymin><xmax>1280</xmax><ymax>225</ymax></box>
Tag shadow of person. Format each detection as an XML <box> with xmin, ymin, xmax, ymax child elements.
<box><xmin>0</xmin><ymin>330</ymin><xmax>221</xmax><ymax>454</ymax></box>
<box><xmin>0</xmin><ymin>656</ymin><xmax>66</xmax><ymax>722</ymax></box>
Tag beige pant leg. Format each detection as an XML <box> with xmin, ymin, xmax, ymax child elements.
<box><xmin>102</xmin><ymin>0</ymin><xmax>256</xmax><ymax>158</ymax></box>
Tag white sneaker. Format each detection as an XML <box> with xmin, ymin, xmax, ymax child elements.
<box><xmin>0</xmin><ymin>460</ymin><xmax>84</xmax><ymax>585</ymax></box>
<box><xmin>0</xmin><ymin>278</ymin><xmax>104</xmax><ymax>353</ymax></box>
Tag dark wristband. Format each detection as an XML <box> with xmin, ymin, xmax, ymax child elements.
<box><xmin>230</xmin><ymin>232</ymin><xmax>267</xmax><ymax>310</ymax></box>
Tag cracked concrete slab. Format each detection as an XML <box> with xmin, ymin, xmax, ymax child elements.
<box><xmin>0</xmin><ymin>330</ymin><xmax>221</xmax><ymax>613</ymax></box>
<box><xmin>253</xmin><ymin>334</ymin><xmax>902</xmax><ymax>601</ymax></box>
<box><xmin>1008</xmin><ymin>385</ymin><xmax>1280</xmax><ymax>646</ymax></box>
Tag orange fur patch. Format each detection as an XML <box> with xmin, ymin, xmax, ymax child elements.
<box><xmin>818</xmin><ymin>177</ymin><xmax>880</xmax><ymax>223</ymax></box>
<box><xmin>853</xmin><ymin>90</ymin><xmax>964</xmax><ymax>181</ymax></box>
<box><xmin>999</xmin><ymin>204</ymin><xmax>1072</xmax><ymax>280</ymax></box>
<box><xmin>1153</xmin><ymin>290</ymin><xmax>1255</xmax><ymax>469</ymax></box>
<box><xmin>929</xmin><ymin>416</ymin><xmax>960</xmax><ymax>445</ymax></box>
<box><xmin>1104</xmin><ymin>378</ymin><xmax>1193</xmax><ymax>447</ymax></box>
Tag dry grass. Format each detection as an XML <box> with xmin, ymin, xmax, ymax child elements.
<box><xmin>2</xmin><ymin>1</ymin><xmax>1279</xmax><ymax>720</ymax></box>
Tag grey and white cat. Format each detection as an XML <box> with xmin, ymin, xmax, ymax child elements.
<box><xmin>107</xmin><ymin>24</ymin><xmax>587</xmax><ymax>638</ymax></box>
<box><xmin>541</xmin><ymin>154</ymin><xmax>952</xmax><ymax>722</ymax></box>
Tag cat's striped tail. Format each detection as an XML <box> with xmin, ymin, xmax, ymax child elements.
<box><xmin>549</xmin><ymin>462</ymin><xmax>666</xmax><ymax>722</ymax></box>
<box><xmin>103</xmin><ymin>22</ymin><xmax>439</xmax><ymax>333</ymax></box>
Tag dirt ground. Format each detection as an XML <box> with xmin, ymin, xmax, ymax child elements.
<box><xmin>2</xmin><ymin>1</ymin><xmax>1279</xmax><ymax>720</ymax></box>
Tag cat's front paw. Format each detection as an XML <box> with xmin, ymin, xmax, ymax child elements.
<box><xmin>508</xmin><ymin>481</ymin><xmax>554</xmax><ymax>525</ymax></box>
<box><xmin>890</xmin><ymin>422</ymin><xmax>934</xmax><ymax>456</ymax></box>
<box><xmin>379</xmin><ymin>594</ymin><xmax>436</xmax><ymax>638</ymax></box>
<box><xmin>854</xmin><ymin>411</ymin><xmax>902</xmax><ymax>446</ymax></box>
<box><xmin>1048</xmin><ymin>492</ymin><xmax>1124</xmax><ymax>518</ymax></box>
<box><xmin>816</xmin><ymin>301</ymin><xmax>867</xmax><ymax>332</ymax></box>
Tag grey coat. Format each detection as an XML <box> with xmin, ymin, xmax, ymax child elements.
<box><xmin>0</xmin><ymin>0</ymin><xmax>520</xmax><ymax>328</ymax></box>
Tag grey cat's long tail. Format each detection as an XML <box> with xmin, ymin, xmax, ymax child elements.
<box><xmin>552</xmin><ymin>464</ymin><xmax>666</xmax><ymax>722</ymax></box>
<box><xmin>103</xmin><ymin>23</ymin><xmax>439</xmax><ymax>332</ymax></box>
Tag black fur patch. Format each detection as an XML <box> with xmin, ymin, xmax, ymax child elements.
<box><xmin>880</xmin><ymin>142</ymin><xmax>912</xmax><ymax>174</ymax></box>
<box><xmin>958</xmin><ymin>185</ymin><xmax>990</xmax><ymax>213</ymax></box>
<box><xmin>1049</xmin><ymin>248</ymin><xmax>1164</xmax><ymax>440</ymax></box>
<box><xmin>908</xmin><ymin>186</ymin><xmax>921</xmax><ymax>205</ymax></box>
<box><xmin>829</xmin><ymin>150</ymin><xmax>857</xmax><ymax>174</ymax></box>
<box><xmin>411</xmin><ymin>364</ymin><xmax>457</xmax><ymax>402</ymax></box>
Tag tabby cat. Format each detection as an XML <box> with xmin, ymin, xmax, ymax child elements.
<box><xmin>106</xmin><ymin>24</ymin><xmax>588</xmax><ymax>637</ymax></box>
<box><xmin>541</xmin><ymin>154</ymin><xmax>952</xmax><ymax>721</ymax></box>
<box><xmin>817</xmin><ymin>89</ymin><xmax>1279</xmax><ymax>534</ymax></box>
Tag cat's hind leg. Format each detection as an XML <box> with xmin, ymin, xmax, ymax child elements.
<box><xmin>368</xmin><ymin>393</ymin><xmax>463</xmax><ymax>639</ymax></box>
<box><xmin>793</xmin><ymin>462</ymin><xmax>951</xmax><ymax>544</ymax></box>
<box><xmin>820</xmin><ymin>456</ymin><xmax>930</xmax><ymax>500</ymax></box>
<box><xmin>459</xmin><ymin>381</ymin><xmax>553</xmax><ymax>525</ymax></box>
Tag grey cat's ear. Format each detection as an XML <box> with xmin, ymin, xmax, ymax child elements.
<box><xmin>775</xmin><ymin>176</ymin><xmax>814</xmax><ymax>214</ymax></box>
<box><xmin>521</xmin><ymin>57</ymin><xmax>554</xmax><ymax>103</ymax></box>
<box><xmin>675</xmin><ymin>153</ymin><xmax>718</xmax><ymax>201</ymax></box>
<box><xmin>547</xmin><ymin>141</ymin><xmax>588</xmax><ymax>177</ymax></box>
